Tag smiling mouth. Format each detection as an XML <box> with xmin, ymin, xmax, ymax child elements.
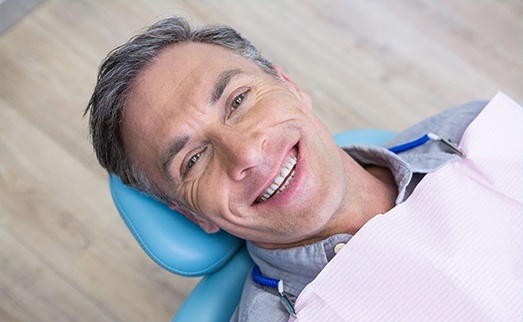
<box><xmin>256</xmin><ymin>155</ymin><xmax>297</xmax><ymax>203</ymax></box>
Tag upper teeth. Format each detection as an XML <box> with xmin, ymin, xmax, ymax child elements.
<box><xmin>259</xmin><ymin>156</ymin><xmax>297</xmax><ymax>202</ymax></box>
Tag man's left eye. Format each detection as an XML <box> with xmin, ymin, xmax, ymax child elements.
<box><xmin>231</xmin><ymin>90</ymin><xmax>249</xmax><ymax>111</ymax></box>
<box><xmin>231</xmin><ymin>92</ymin><xmax>246</xmax><ymax>110</ymax></box>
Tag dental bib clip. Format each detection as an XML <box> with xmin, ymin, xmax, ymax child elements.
<box><xmin>251</xmin><ymin>264</ymin><xmax>297</xmax><ymax>317</ymax></box>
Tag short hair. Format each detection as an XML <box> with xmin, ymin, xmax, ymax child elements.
<box><xmin>85</xmin><ymin>16</ymin><xmax>277</xmax><ymax>205</ymax></box>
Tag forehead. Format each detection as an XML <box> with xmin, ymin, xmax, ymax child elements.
<box><xmin>133</xmin><ymin>42</ymin><xmax>259</xmax><ymax>98</ymax></box>
<box><xmin>125</xmin><ymin>42</ymin><xmax>262</xmax><ymax>122</ymax></box>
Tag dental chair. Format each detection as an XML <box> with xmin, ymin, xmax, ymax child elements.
<box><xmin>109</xmin><ymin>129</ymin><xmax>396</xmax><ymax>322</ymax></box>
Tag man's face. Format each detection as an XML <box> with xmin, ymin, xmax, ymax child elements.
<box><xmin>122</xmin><ymin>42</ymin><xmax>356</xmax><ymax>247</ymax></box>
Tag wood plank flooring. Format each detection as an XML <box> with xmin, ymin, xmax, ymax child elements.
<box><xmin>1</xmin><ymin>1</ymin><xmax>521</xmax><ymax>321</ymax></box>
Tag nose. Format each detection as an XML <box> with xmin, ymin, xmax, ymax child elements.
<box><xmin>212</xmin><ymin>126</ymin><xmax>268</xmax><ymax>181</ymax></box>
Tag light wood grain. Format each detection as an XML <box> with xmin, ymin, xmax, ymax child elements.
<box><xmin>1</xmin><ymin>0</ymin><xmax>521</xmax><ymax>321</ymax></box>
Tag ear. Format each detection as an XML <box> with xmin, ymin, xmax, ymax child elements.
<box><xmin>168</xmin><ymin>204</ymin><xmax>220</xmax><ymax>234</ymax></box>
<box><xmin>274</xmin><ymin>65</ymin><xmax>313</xmax><ymax>109</ymax></box>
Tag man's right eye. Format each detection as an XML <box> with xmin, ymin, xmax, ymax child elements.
<box><xmin>186</xmin><ymin>153</ymin><xmax>201</xmax><ymax>171</ymax></box>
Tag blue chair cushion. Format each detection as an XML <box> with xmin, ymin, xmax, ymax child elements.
<box><xmin>109</xmin><ymin>175</ymin><xmax>244</xmax><ymax>276</ymax></box>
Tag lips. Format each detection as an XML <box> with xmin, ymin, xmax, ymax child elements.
<box><xmin>256</xmin><ymin>155</ymin><xmax>297</xmax><ymax>203</ymax></box>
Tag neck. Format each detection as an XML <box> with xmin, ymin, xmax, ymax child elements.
<box><xmin>341</xmin><ymin>164</ymin><xmax>398</xmax><ymax>235</ymax></box>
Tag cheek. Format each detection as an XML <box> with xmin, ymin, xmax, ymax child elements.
<box><xmin>193</xmin><ymin>169</ymin><xmax>230</xmax><ymax>216</ymax></box>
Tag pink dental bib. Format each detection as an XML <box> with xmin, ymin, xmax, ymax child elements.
<box><xmin>291</xmin><ymin>92</ymin><xmax>523</xmax><ymax>321</ymax></box>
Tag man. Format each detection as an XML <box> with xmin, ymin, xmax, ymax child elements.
<box><xmin>86</xmin><ymin>16</ymin><xmax>492</xmax><ymax>320</ymax></box>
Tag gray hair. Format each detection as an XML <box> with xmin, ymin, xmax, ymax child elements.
<box><xmin>85</xmin><ymin>16</ymin><xmax>277</xmax><ymax>205</ymax></box>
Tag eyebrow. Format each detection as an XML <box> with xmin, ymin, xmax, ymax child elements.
<box><xmin>210</xmin><ymin>69</ymin><xmax>244</xmax><ymax>105</ymax></box>
<box><xmin>160</xmin><ymin>134</ymin><xmax>190</xmax><ymax>181</ymax></box>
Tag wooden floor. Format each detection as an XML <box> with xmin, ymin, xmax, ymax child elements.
<box><xmin>1</xmin><ymin>1</ymin><xmax>521</xmax><ymax>321</ymax></box>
